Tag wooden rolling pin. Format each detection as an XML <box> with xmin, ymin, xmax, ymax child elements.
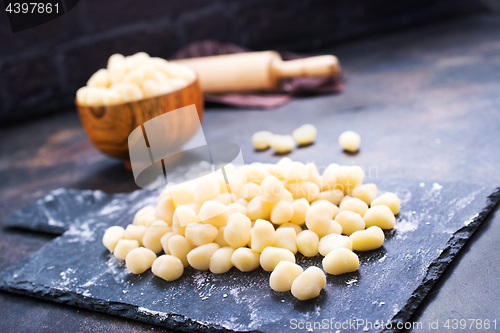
<box><xmin>172</xmin><ymin>51</ymin><xmax>340</xmax><ymax>93</ymax></box>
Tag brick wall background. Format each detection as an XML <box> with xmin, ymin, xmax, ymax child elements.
<box><xmin>0</xmin><ymin>0</ymin><xmax>488</xmax><ymax>125</ymax></box>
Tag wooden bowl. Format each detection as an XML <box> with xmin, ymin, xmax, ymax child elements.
<box><xmin>76</xmin><ymin>78</ymin><xmax>204</xmax><ymax>162</ymax></box>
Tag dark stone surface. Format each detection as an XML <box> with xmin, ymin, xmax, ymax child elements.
<box><xmin>1</xmin><ymin>180</ymin><xmax>499</xmax><ymax>332</ymax></box>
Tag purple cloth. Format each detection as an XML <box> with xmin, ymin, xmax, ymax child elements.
<box><xmin>170</xmin><ymin>40</ymin><xmax>344</xmax><ymax>108</ymax></box>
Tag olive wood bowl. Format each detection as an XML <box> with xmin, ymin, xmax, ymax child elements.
<box><xmin>76</xmin><ymin>77</ymin><xmax>204</xmax><ymax>166</ymax></box>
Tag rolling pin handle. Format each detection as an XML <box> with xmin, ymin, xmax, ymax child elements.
<box><xmin>273</xmin><ymin>55</ymin><xmax>340</xmax><ymax>78</ymax></box>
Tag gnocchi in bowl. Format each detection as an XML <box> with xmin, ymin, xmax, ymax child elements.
<box><xmin>76</xmin><ymin>52</ymin><xmax>196</xmax><ymax>106</ymax></box>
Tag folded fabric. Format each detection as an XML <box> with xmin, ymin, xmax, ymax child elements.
<box><xmin>170</xmin><ymin>40</ymin><xmax>344</xmax><ymax>109</ymax></box>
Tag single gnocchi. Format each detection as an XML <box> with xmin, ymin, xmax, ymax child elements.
<box><xmin>335</xmin><ymin>211</ymin><xmax>365</xmax><ymax>236</ymax></box>
<box><xmin>290</xmin><ymin>198</ymin><xmax>310</xmax><ymax>225</ymax></box>
<box><xmin>273</xmin><ymin>227</ymin><xmax>297</xmax><ymax>254</ymax></box>
<box><xmin>371</xmin><ymin>192</ymin><xmax>401</xmax><ymax>215</ymax></box>
<box><xmin>350</xmin><ymin>226</ymin><xmax>385</xmax><ymax>251</ymax></box>
<box><xmin>335</xmin><ymin>166</ymin><xmax>365</xmax><ymax>195</ymax></box>
<box><xmin>168</xmin><ymin>235</ymin><xmax>192</xmax><ymax>268</ymax></box>
<box><xmin>152</xmin><ymin>255</ymin><xmax>184</xmax><ymax>281</ymax></box>
<box><xmin>126</xmin><ymin>247</ymin><xmax>157</xmax><ymax>274</ymax></box>
<box><xmin>317</xmin><ymin>189</ymin><xmax>344</xmax><ymax>206</ymax></box>
<box><xmin>103</xmin><ymin>226</ymin><xmax>125</xmax><ymax>253</ymax></box>
<box><xmin>231</xmin><ymin>248</ymin><xmax>261</xmax><ymax>272</ymax></box>
<box><xmin>224</xmin><ymin>213</ymin><xmax>252</xmax><ymax>248</ymax></box>
<box><xmin>214</xmin><ymin>226</ymin><xmax>230</xmax><ymax>247</ymax></box>
<box><xmin>322</xmin><ymin>248</ymin><xmax>359</xmax><ymax>275</ymax></box>
<box><xmin>339</xmin><ymin>197</ymin><xmax>369</xmax><ymax>217</ymax></box>
<box><xmin>143</xmin><ymin>220</ymin><xmax>172</xmax><ymax>253</ymax></box>
<box><xmin>338</xmin><ymin>130</ymin><xmax>361</xmax><ymax>152</ymax></box>
<box><xmin>277</xmin><ymin>222</ymin><xmax>303</xmax><ymax>235</ymax></box>
<box><xmin>259</xmin><ymin>246</ymin><xmax>295</xmax><ymax>271</ymax></box>
<box><xmin>296</xmin><ymin>230</ymin><xmax>319</xmax><ymax>257</ymax></box>
<box><xmin>270</xmin><ymin>134</ymin><xmax>295</xmax><ymax>153</ymax></box>
<box><xmin>292</xmin><ymin>124</ymin><xmax>317</xmax><ymax>146</ymax></box>
<box><xmin>318</xmin><ymin>233</ymin><xmax>353</xmax><ymax>256</ymax></box>
<box><xmin>209</xmin><ymin>247</ymin><xmax>235</xmax><ymax>274</ymax></box>
<box><xmin>124</xmin><ymin>225</ymin><xmax>147</xmax><ymax>246</ymax></box>
<box><xmin>351</xmin><ymin>183</ymin><xmax>378</xmax><ymax>205</ymax></box>
<box><xmin>198</xmin><ymin>200</ymin><xmax>229</xmax><ymax>228</ymax></box>
<box><xmin>291</xmin><ymin>267</ymin><xmax>326</xmax><ymax>300</ymax></box>
<box><xmin>247</xmin><ymin>196</ymin><xmax>273</xmax><ymax>221</ymax></box>
<box><xmin>185</xmin><ymin>222</ymin><xmax>218</xmax><ymax>247</ymax></box>
<box><xmin>260</xmin><ymin>175</ymin><xmax>285</xmax><ymax>203</ymax></box>
<box><xmin>269</xmin><ymin>261</ymin><xmax>303</xmax><ymax>292</ymax></box>
<box><xmin>114</xmin><ymin>239</ymin><xmax>139</xmax><ymax>260</ymax></box>
<box><xmin>270</xmin><ymin>200</ymin><xmax>294</xmax><ymax>224</ymax></box>
<box><xmin>305</xmin><ymin>203</ymin><xmax>334</xmax><ymax>238</ymax></box>
<box><xmin>363</xmin><ymin>205</ymin><xmax>396</xmax><ymax>229</ymax></box>
<box><xmin>251</xmin><ymin>219</ymin><xmax>276</xmax><ymax>253</ymax></box>
<box><xmin>252</xmin><ymin>131</ymin><xmax>274</xmax><ymax>150</ymax></box>
<box><xmin>187</xmin><ymin>243</ymin><xmax>220</xmax><ymax>270</ymax></box>
<box><xmin>287</xmin><ymin>181</ymin><xmax>320</xmax><ymax>202</ymax></box>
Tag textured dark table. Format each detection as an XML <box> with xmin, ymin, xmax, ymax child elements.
<box><xmin>1</xmin><ymin>14</ymin><xmax>500</xmax><ymax>333</ymax></box>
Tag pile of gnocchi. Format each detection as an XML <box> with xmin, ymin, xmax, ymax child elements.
<box><xmin>76</xmin><ymin>52</ymin><xmax>196</xmax><ymax>106</ymax></box>
<box><xmin>103</xmin><ymin>158</ymin><xmax>400</xmax><ymax>301</ymax></box>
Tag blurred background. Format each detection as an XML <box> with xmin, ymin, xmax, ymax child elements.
<box><xmin>1</xmin><ymin>0</ymin><xmax>499</xmax><ymax>126</ymax></box>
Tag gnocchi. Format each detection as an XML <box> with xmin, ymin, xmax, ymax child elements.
<box><xmin>269</xmin><ymin>261</ymin><xmax>303</xmax><ymax>292</ymax></box>
<box><xmin>152</xmin><ymin>255</ymin><xmax>184</xmax><ymax>281</ymax></box>
<box><xmin>291</xmin><ymin>267</ymin><xmax>326</xmax><ymax>301</ymax></box>
<box><xmin>322</xmin><ymin>248</ymin><xmax>359</xmax><ymax>275</ymax></box>
<box><xmin>252</xmin><ymin>131</ymin><xmax>274</xmax><ymax>150</ymax></box>
<box><xmin>363</xmin><ymin>205</ymin><xmax>396</xmax><ymax>229</ymax></box>
<box><xmin>350</xmin><ymin>226</ymin><xmax>385</xmax><ymax>251</ymax></box>
<box><xmin>259</xmin><ymin>246</ymin><xmax>295</xmax><ymax>272</ymax></box>
<box><xmin>292</xmin><ymin>124</ymin><xmax>317</xmax><ymax>146</ymax></box>
<box><xmin>126</xmin><ymin>247</ymin><xmax>157</xmax><ymax>274</ymax></box>
<box><xmin>338</xmin><ymin>130</ymin><xmax>361</xmax><ymax>152</ymax></box>
<box><xmin>104</xmin><ymin>158</ymin><xmax>400</xmax><ymax>302</ymax></box>
<box><xmin>77</xmin><ymin>52</ymin><xmax>195</xmax><ymax>105</ymax></box>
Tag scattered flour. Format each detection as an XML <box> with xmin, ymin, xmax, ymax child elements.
<box><xmin>39</xmin><ymin>203</ymin><xmax>64</xmax><ymax>227</ymax></box>
<box><xmin>394</xmin><ymin>210</ymin><xmax>419</xmax><ymax>238</ymax></box>
<box><xmin>346</xmin><ymin>278</ymin><xmax>358</xmax><ymax>286</ymax></box>
<box><xmin>105</xmin><ymin>255</ymin><xmax>130</xmax><ymax>284</ymax></box>
<box><xmin>454</xmin><ymin>188</ymin><xmax>484</xmax><ymax>210</ymax></box>
<box><xmin>397</xmin><ymin>189</ymin><xmax>412</xmax><ymax>206</ymax></box>
<box><xmin>138</xmin><ymin>307</ymin><xmax>170</xmax><ymax>320</ymax></box>
<box><xmin>378</xmin><ymin>254</ymin><xmax>387</xmax><ymax>263</ymax></box>
<box><xmin>66</xmin><ymin>221</ymin><xmax>95</xmax><ymax>244</ymax></box>
<box><xmin>432</xmin><ymin>183</ymin><xmax>443</xmax><ymax>191</ymax></box>
<box><xmin>98</xmin><ymin>203</ymin><xmax>122</xmax><ymax>216</ymax></box>
<box><xmin>47</xmin><ymin>218</ymin><xmax>64</xmax><ymax>227</ymax></box>
<box><xmin>57</xmin><ymin>268</ymin><xmax>77</xmax><ymax>288</ymax></box>
<box><xmin>395</xmin><ymin>220</ymin><xmax>418</xmax><ymax>233</ymax></box>
<box><xmin>464</xmin><ymin>213</ymin><xmax>479</xmax><ymax>226</ymax></box>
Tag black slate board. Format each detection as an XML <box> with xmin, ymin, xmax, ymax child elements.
<box><xmin>1</xmin><ymin>179</ymin><xmax>499</xmax><ymax>333</ymax></box>
<box><xmin>3</xmin><ymin>188</ymin><xmax>116</xmax><ymax>235</ymax></box>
